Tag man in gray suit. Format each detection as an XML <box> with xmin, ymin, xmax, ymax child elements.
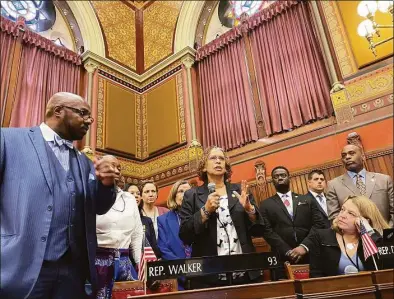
<box><xmin>327</xmin><ymin>144</ymin><xmax>393</xmax><ymax>227</ymax></box>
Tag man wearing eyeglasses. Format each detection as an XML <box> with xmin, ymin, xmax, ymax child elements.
<box><xmin>0</xmin><ymin>92</ymin><xmax>120</xmax><ymax>299</ymax></box>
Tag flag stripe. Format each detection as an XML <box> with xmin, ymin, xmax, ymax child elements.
<box><xmin>360</xmin><ymin>221</ymin><xmax>378</xmax><ymax>260</ymax></box>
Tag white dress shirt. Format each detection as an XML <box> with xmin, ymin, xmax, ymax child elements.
<box><xmin>277</xmin><ymin>191</ymin><xmax>293</xmax><ymax>216</ymax></box>
<box><xmin>96</xmin><ymin>189</ymin><xmax>143</xmax><ymax>264</ymax></box>
<box><xmin>309</xmin><ymin>190</ymin><xmax>328</xmax><ymax>215</ymax></box>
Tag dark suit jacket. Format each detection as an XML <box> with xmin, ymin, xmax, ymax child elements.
<box><xmin>0</xmin><ymin>127</ymin><xmax>116</xmax><ymax>299</ymax></box>
<box><xmin>304</xmin><ymin>192</ymin><xmax>330</xmax><ymax>228</ymax></box>
<box><xmin>179</xmin><ymin>183</ymin><xmax>264</xmax><ymax>282</ymax></box>
<box><xmin>259</xmin><ymin>192</ymin><xmax>328</xmax><ymax>259</ymax></box>
<box><xmin>141</xmin><ymin>215</ymin><xmax>161</xmax><ymax>259</ymax></box>
<box><xmin>309</xmin><ymin>228</ymin><xmax>383</xmax><ymax>277</ymax></box>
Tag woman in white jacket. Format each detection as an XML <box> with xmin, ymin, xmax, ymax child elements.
<box><xmin>95</xmin><ymin>156</ymin><xmax>143</xmax><ymax>299</ymax></box>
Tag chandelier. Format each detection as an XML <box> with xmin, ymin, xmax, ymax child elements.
<box><xmin>356</xmin><ymin>1</ymin><xmax>393</xmax><ymax>56</ymax></box>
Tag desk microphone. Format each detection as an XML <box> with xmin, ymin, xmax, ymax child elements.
<box><xmin>344</xmin><ymin>265</ymin><xmax>359</xmax><ymax>274</ymax></box>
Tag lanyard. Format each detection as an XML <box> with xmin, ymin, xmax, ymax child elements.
<box><xmin>341</xmin><ymin>235</ymin><xmax>359</xmax><ymax>271</ymax></box>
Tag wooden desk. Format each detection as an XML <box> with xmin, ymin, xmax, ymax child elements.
<box><xmin>371</xmin><ymin>269</ymin><xmax>394</xmax><ymax>299</ymax></box>
<box><xmin>132</xmin><ymin>280</ymin><xmax>296</xmax><ymax>299</ymax></box>
<box><xmin>294</xmin><ymin>272</ymin><xmax>375</xmax><ymax>299</ymax></box>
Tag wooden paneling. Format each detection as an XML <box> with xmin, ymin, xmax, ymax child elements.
<box><xmin>250</xmin><ymin>148</ymin><xmax>393</xmax><ymax>204</ymax></box>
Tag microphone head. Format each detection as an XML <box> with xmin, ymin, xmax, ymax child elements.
<box><xmin>344</xmin><ymin>265</ymin><xmax>359</xmax><ymax>274</ymax></box>
<box><xmin>207</xmin><ymin>182</ymin><xmax>216</xmax><ymax>194</ymax></box>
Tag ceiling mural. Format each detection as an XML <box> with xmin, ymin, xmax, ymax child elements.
<box><xmin>90</xmin><ymin>1</ymin><xmax>137</xmax><ymax>70</ymax></box>
<box><xmin>143</xmin><ymin>1</ymin><xmax>183</xmax><ymax>70</ymax></box>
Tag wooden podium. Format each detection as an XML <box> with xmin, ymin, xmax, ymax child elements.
<box><xmin>294</xmin><ymin>272</ymin><xmax>376</xmax><ymax>299</ymax></box>
<box><xmin>130</xmin><ymin>280</ymin><xmax>296</xmax><ymax>299</ymax></box>
<box><xmin>372</xmin><ymin>269</ymin><xmax>394</xmax><ymax>299</ymax></box>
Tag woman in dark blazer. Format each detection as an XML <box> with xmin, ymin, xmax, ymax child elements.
<box><xmin>310</xmin><ymin>195</ymin><xmax>389</xmax><ymax>277</ymax></box>
<box><xmin>158</xmin><ymin>180</ymin><xmax>191</xmax><ymax>290</ymax></box>
<box><xmin>125</xmin><ymin>184</ymin><xmax>161</xmax><ymax>259</ymax></box>
<box><xmin>179</xmin><ymin>146</ymin><xmax>264</xmax><ymax>289</ymax></box>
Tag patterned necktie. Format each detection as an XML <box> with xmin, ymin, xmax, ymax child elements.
<box><xmin>356</xmin><ymin>174</ymin><xmax>366</xmax><ymax>195</ymax></box>
<box><xmin>282</xmin><ymin>194</ymin><xmax>292</xmax><ymax>217</ymax></box>
<box><xmin>316</xmin><ymin>194</ymin><xmax>328</xmax><ymax>215</ymax></box>
<box><xmin>54</xmin><ymin>134</ymin><xmax>73</xmax><ymax>149</ymax></box>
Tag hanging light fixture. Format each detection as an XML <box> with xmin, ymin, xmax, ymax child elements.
<box><xmin>356</xmin><ymin>0</ymin><xmax>393</xmax><ymax>56</ymax></box>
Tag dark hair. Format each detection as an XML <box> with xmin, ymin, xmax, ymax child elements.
<box><xmin>197</xmin><ymin>146</ymin><xmax>232</xmax><ymax>183</ymax></box>
<box><xmin>139</xmin><ymin>180</ymin><xmax>159</xmax><ymax>196</ymax></box>
<box><xmin>307</xmin><ymin>169</ymin><xmax>325</xmax><ymax>180</ymax></box>
<box><xmin>271</xmin><ymin>166</ymin><xmax>290</xmax><ymax>177</ymax></box>
<box><xmin>124</xmin><ymin>183</ymin><xmax>135</xmax><ymax>192</ymax></box>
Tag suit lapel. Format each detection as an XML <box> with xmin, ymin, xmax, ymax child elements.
<box><xmin>273</xmin><ymin>194</ymin><xmax>293</xmax><ymax>222</ymax></box>
<box><xmin>167</xmin><ymin>211</ymin><xmax>183</xmax><ymax>255</ymax></box>
<box><xmin>292</xmin><ymin>193</ymin><xmax>300</xmax><ymax>219</ymax></box>
<box><xmin>308</xmin><ymin>192</ymin><xmax>327</xmax><ymax>216</ymax></box>
<box><xmin>28</xmin><ymin>127</ymin><xmax>53</xmax><ymax>194</ymax></box>
<box><xmin>74</xmin><ymin>150</ymin><xmax>87</xmax><ymax>198</ymax></box>
<box><xmin>365</xmin><ymin>172</ymin><xmax>376</xmax><ymax>199</ymax></box>
<box><xmin>227</xmin><ymin>184</ymin><xmax>238</xmax><ymax>212</ymax></box>
<box><xmin>341</xmin><ymin>173</ymin><xmax>360</xmax><ymax>196</ymax></box>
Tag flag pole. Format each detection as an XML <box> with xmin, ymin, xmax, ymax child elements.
<box><xmin>371</xmin><ymin>254</ymin><xmax>378</xmax><ymax>271</ymax></box>
<box><xmin>142</xmin><ymin>225</ymin><xmax>147</xmax><ymax>295</ymax></box>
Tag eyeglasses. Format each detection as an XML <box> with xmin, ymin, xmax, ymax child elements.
<box><xmin>62</xmin><ymin>105</ymin><xmax>94</xmax><ymax>122</ymax></box>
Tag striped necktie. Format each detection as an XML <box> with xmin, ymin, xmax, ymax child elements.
<box><xmin>355</xmin><ymin>174</ymin><xmax>366</xmax><ymax>195</ymax></box>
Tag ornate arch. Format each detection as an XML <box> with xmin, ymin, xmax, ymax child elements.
<box><xmin>66</xmin><ymin>1</ymin><xmax>105</xmax><ymax>56</ymax></box>
<box><xmin>174</xmin><ymin>1</ymin><xmax>205</xmax><ymax>52</ymax></box>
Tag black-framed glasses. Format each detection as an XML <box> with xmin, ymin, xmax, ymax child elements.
<box><xmin>62</xmin><ymin>105</ymin><xmax>94</xmax><ymax>122</ymax></box>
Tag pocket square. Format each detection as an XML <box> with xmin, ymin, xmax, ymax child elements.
<box><xmin>89</xmin><ymin>173</ymin><xmax>96</xmax><ymax>181</ymax></box>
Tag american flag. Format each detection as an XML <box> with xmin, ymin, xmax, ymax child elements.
<box><xmin>138</xmin><ymin>235</ymin><xmax>157</xmax><ymax>282</ymax></box>
<box><xmin>360</xmin><ymin>220</ymin><xmax>378</xmax><ymax>260</ymax></box>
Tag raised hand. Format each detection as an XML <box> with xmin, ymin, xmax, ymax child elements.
<box><xmin>93</xmin><ymin>155</ymin><xmax>121</xmax><ymax>186</ymax></box>
<box><xmin>233</xmin><ymin>180</ymin><xmax>254</xmax><ymax>214</ymax></box>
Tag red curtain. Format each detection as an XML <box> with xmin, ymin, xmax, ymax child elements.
<box><xmin>197</xmin><ymin>37</ymin><xmax>258</xmax><ymax>150</ymax></box>
<box><xmin>248</xmin><ymin>1</ymin><xmax>333</xmax><ymax>135</ymax></box>
<box><xmin>0</xmin><ymin>16</ymin><xmax>85</xmax><ymax>127</ymax></box>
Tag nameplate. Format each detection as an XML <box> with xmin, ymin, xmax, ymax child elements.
<box><xmin>378</xmin><ymin>244</ymin><xmax>394</xmax><ymax>257</ymax></box>
<box><xmin>147</xmin><ymin>252</ymin><xmax>279</xmax><ymax>280</ymax></box>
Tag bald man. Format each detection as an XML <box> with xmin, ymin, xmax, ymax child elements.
<box><xmin>326</xmin><ymin>144</ymin><xmax>393</xmax><ymax>227</ymax></box>
<box><xmin>0</xmin><ymin>92</ymin><xmax>120</xmax><ymax>298</ymax></box>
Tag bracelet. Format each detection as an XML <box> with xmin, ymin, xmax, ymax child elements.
<box><xmin>246</xmin><ymin>206</ymin><xmax>256</xmax><ymax>215</ymax></box>
<box><xmin>201</xmin><ymin>206</ymin><xmax>211</xmax><ymax>217</ymax></box>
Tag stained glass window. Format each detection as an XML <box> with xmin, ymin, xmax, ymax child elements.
<box><xmin>230</xmin><ymin>0</ymin><xmax>264</xmax><ymax>19</ymax></box>
<box><xmin>1</xmin><ymin>0</ymin><xmax>56</xmax><ymax>32</ymax></box>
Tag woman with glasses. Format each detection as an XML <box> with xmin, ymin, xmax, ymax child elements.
<box><xmin>309</xmin><ymin>195</ymin><xmax>389</xmax><ymax>277</ymax></box>
<box><xmin>95</xmin><ymin>159</ymin><xmax>143</xmax><ymax>299</ymax></box>
<box><xmin>157</xmin><ymin>180</ymin><xmax>192</xmax><ymax>290</ymax></box>
<box><xmin>179</xmin><ymin>146</ymin><xmax>264</xmax><ymax>289</ymax></box>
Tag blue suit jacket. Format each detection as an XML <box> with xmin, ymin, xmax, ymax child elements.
<box><xmin>0</xmin><ymin>127</ymin><xmax>116</xmax><ymax>299</ymax></box>
<box><xmin>157</xmin><ymin>210</ymin><xmax>186</xmax><ymax>261</ymax></box>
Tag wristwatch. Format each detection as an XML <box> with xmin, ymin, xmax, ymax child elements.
<box><xmin>201</xmin><ymin>205</ymin><xmax>211</xmax><ymax>217</ymax></box>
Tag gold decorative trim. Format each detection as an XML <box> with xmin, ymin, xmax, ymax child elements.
<box><xmin>141</xmin><ymin>94</ymin><xmax>148</xmax><ymax>159</ymax></box>
<box><xmin>345</xmin><ymin>65</ymin><xmax>393</xmax><ymax>104</ymax></box>
<box><xmin>135</xmin><ymin>94</ymin><xmax>142</xmax><ymax>159</ymax></box>
<box><xmin>96</xmin><ymin>77</ymin><xmax>105</xmax><ymax>148</ymax></box>
<box><xmin>176</xmin><ymin>73</ymin><xmax>186</xmax><ymax>143</ymax></box>
<box><xmin>319</xmin><ymin>1</ymin><xmax>358</xmax><ymax>78</ymax></box>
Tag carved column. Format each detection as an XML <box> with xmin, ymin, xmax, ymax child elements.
<box><xmin>182</xmin><ymin>56</ymin><xmax>197</xmax><ymax>141</ymax></box>
<box><xmin>254</xmin><ymin>160</ymin><xmax>269</xmax><ymax>203</ymax></box>
<box><xmin>83</xmin><ymin>61</ymin><xmax>99</xmax><ymax>148</ymax></box>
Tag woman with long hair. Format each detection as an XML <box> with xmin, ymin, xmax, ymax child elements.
<box><xmin>140</xmin><ymin>181</ymin><xmax>169</xmax><ymax>239</ymax></box>
<box><xmin>309</xmin><ymin>195</ymin><xmax>389</xmax><ymax>277</ymax></box>
<box><xmin>179</xmin><ymin>146</ymin><xmax>263</xmax><ymax>289</ymax></box>
<box><xmin>125</xmin><ymin>183</ymin><xmax>161</xmax><ymax>259</ymax></box>
<box><xmin>157</xmin><ymin>180</ymin><xmax>192</xmax><ymax>290</ymax></box>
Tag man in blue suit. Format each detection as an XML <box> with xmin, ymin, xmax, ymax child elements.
<box><xmin>0</xmin><ymin>92</ymin><xmax>119</xmax><ymax>299</ymax></box>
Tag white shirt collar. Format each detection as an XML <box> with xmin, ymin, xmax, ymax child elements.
<box><xmin>309</xmin><ymin>190</ymin><xmax>325</xmax><ymax>199</ymax></box>
<box><xmin>40</xmin><ymin>122</ymin><xmax>59</xmax><ymax>142</ymax></box>
<box><xmin>277</xmin><ymin>190</ymin><xmax>292</xmax><ymax>199</ymax></box>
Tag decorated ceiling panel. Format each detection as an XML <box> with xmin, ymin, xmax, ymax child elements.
<box><xmin>91</xmin><ymin>1</ymin><xmax>137</xmax><ymax>70</ymax></box>
<box><xmin>143</xmin><ymin>1</ymin><xmax>183</xmax><ymax>70</ymax></box>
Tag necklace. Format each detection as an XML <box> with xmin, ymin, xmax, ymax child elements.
<box><xmin>111</xmin><ymin>194</ymin><xmax>126</xmax><ymax>212</ymax></box>
<box><xmin>346</xmin><ymin>243</ymin><xmax>357</xmax><ymax>250</ymax></box>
